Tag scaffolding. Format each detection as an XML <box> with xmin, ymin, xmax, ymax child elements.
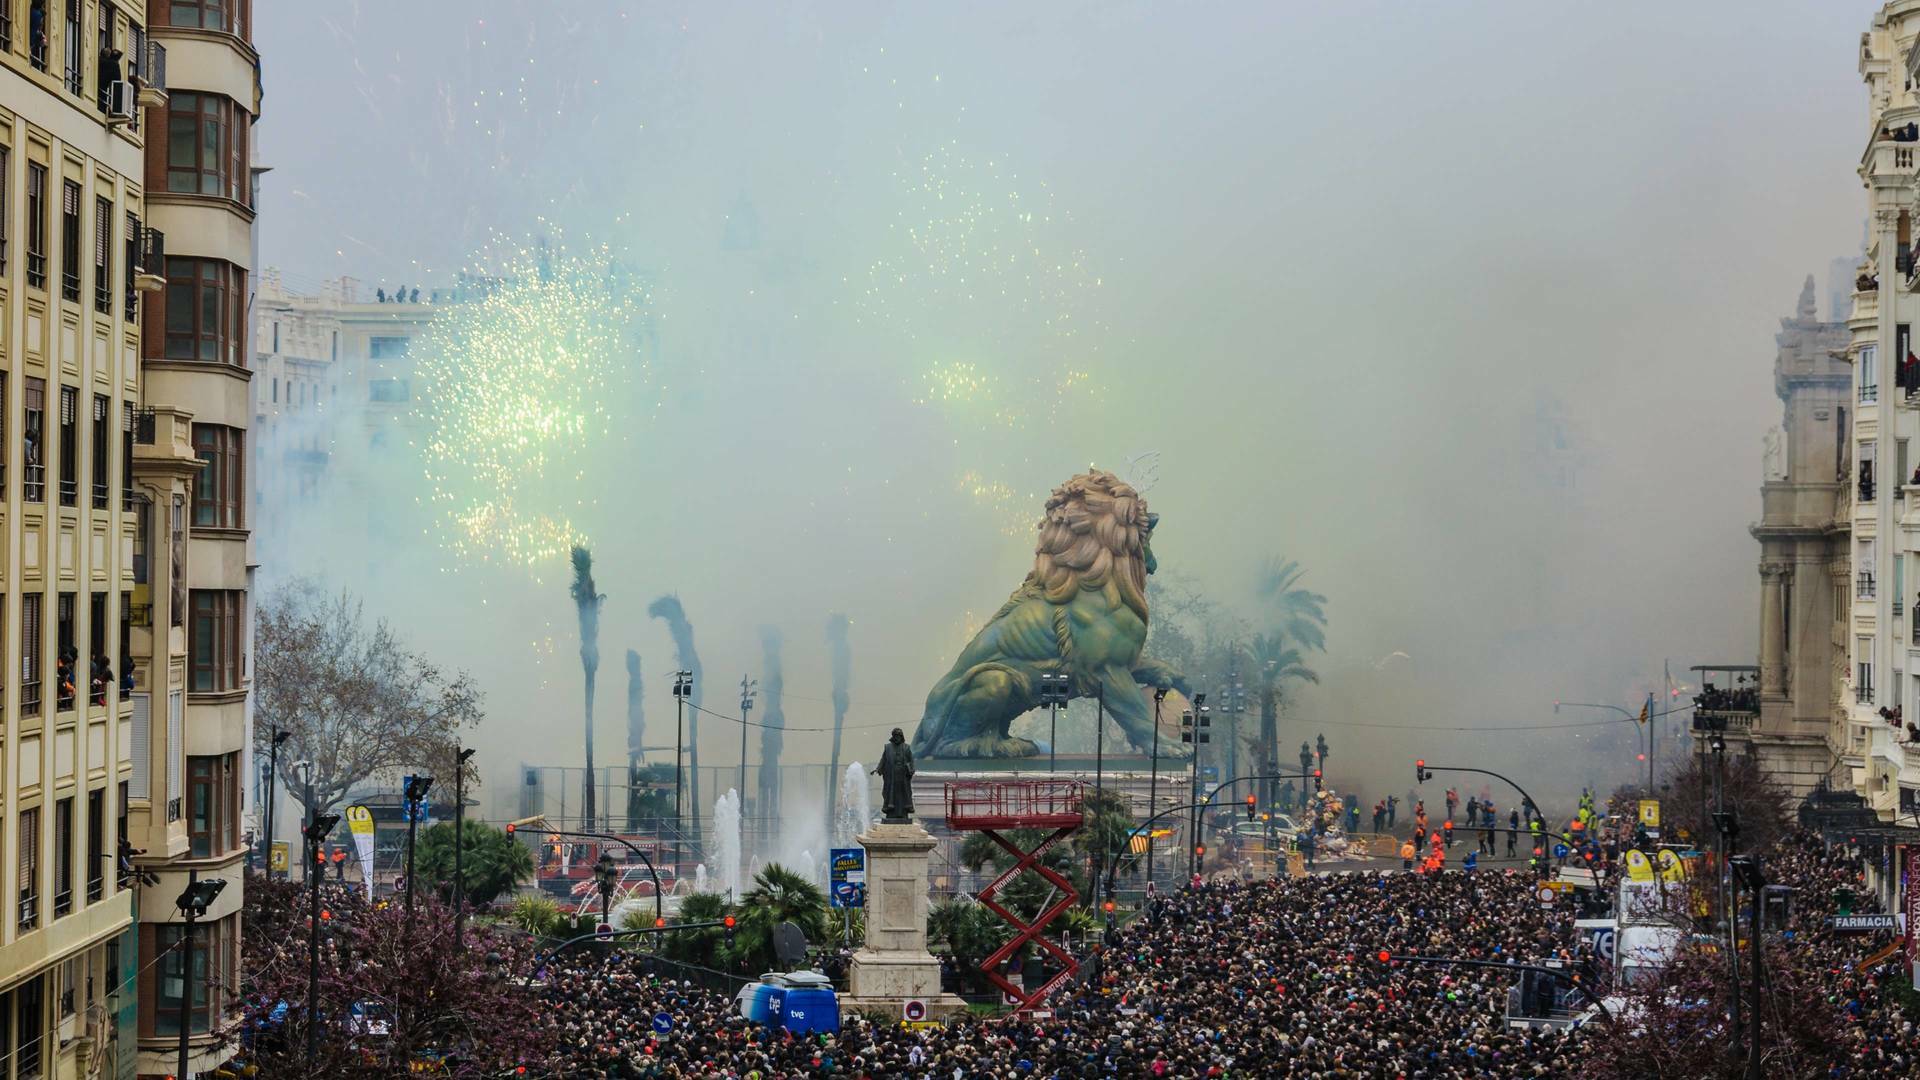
<box><xmin>944</xmin><ymin>780</ymin><xmax>1086</xmax><ymax>1012</ymax></box>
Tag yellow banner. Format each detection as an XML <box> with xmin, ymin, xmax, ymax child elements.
<box><xmin>1623</xmin><ymin>849</ymin><xmax>1655</xmax><ymax>882</ymax></box>
<box><xmin>1637</xmin><ymin>800</ymin><xmax>1660</xmax><ymax>828</ymax></box>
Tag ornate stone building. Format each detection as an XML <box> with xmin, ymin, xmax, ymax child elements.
<box><xmin>1748</xmin><ymin>278</ymin><xmax>1852</xmax><ymax>797</ymax></box>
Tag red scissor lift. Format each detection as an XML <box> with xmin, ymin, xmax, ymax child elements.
<box><xmin>944</xmin><ymin>780</ymin><xmax>1086</xmax><ymax>1012</ymax></box>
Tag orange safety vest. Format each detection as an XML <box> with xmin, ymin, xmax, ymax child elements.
<box><xmin>1399</xmin><ymin>842</ymin><xmax>1416</xmax><ymax>861</ymax></box>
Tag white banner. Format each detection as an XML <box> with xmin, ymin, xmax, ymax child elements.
<box><xmin>345</xmin><ymin>805</ymin><xmax>376</xmax><ymax>900</ymax></box>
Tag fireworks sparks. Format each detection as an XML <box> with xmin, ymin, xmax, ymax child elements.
<box><xmin>844</xmin><ymin>135</ymin><xmax>1117</xmax><ymax>528</ymax></box>
<box><xmin>412</xmin><ymin>232</ymin><xmax>656</xmax><ymax>572</ymax></box>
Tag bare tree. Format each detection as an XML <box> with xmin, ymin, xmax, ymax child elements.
<box><xmin>253</xmin><ymin>580</ymin><xmax>483</xmax><ymax>816</ymax></box>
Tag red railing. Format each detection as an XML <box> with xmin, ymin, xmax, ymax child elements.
<box><xmin>944</xmin><ymin>780</ymin><xmax>1086</xmax><ymax>829</ymax></box>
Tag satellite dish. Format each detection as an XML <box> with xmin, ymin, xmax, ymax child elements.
<box><xmin>772</xmin><ymin>921</ymin><xmax>810</xmax><ymax>967</ymax></box>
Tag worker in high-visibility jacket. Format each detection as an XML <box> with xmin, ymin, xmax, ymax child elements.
<box><xmin>1400</xmin><ymin>839</ymin><xmax>1416</xmax><ymax>871</ymax></box>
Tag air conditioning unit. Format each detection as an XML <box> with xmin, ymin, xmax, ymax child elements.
<box><xmin>107</xmin><ymin>80</ymin><xmax>136</xmax><ymax>123</ymax></box>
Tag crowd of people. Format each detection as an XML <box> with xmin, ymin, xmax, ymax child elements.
<box><xmin>526</xmin><ymin>821</ymin><xmax>1920</xmax><ymax>1078</ymax></box>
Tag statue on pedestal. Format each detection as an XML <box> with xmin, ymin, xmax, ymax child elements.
<box><xmin>1763</xmin><ymin>426</ymin><xmax>1787</xmax><ymax>482</ymax></box>
<box><xmin>876</xmin><ymin>728</ymin><xmax>914</xmax><ymax>822</ymax></box>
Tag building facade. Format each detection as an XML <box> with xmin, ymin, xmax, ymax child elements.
<box><xmin>1842</xmin><ymin>4</ymin><xmax>1920</xmax><ymax>971</ymax></box>
<box><xmin>123</xmin><ymin>1</ymin><xmax>259</xmax><ymax>1077</ymax></box>
<box><xmin>1747</xmin><ymin>278</ymin><xmax>1852</xmax><ymax>798</ymax></box>
<box><xmin>1</xmin><ymin>2</ymin><xmax>168</xmax><ymax>1076</ymax></box>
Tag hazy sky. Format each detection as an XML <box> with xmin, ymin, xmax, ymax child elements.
<box><xmin>251</xmin><ymin>2</ymin><xmax>1881</xmax><ymax>813</ymax></box>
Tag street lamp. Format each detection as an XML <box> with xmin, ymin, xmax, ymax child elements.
<box><xmin>1147</xmin><ymin>687</ymin><xmax>1167</xmax><ymax>887</ymax></box>
<box><xmin>453</xmin><ymin>746</ymin><xmax>476</xmax><ymax>950</ymax></box>
<box><xmin>403</xmin><ymin>774</ymin><xmax>434</xmax><ymax>922</ymax></box>
<box><xmin>260</xmin><ymin>728</ymin><xmax>291</xmax><ymax>877</ymax></box>
<box><xmin>1038</xmin><ymin>673</ymin><xmax>1072</xmax><ymax>773</ymax></box>
<box><xmin>174</xmin><ymin>873</ymin><xmax>226</xmax><ymax>1080</ymax></box>
<box><xmin>671</xmin><ymin>670</ymin><xmax>693</xmax><ymax>877</ymax></box>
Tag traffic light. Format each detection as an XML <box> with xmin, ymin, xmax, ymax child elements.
<box><xmin>1377</xmin><ymin>950</ymin><xmax>1391</xmax><ymax>964</ymax></box>
<box><xmin>1312</xmin><ymin>769</ymin><xmax>1322</xmax><ymax>792</ymax></box>
<box><xmin>1101</xmin><ymin>899</ymin><xmax>1115</xmax><ymax>914</ymax></box>
<box><xmin>1194</xmin><ymin>843</ymin><xmax>1206</xmax><ymax>858</ymax></box>
<box><xmin>723</xmin><ymin>915</ymin><xmax>736</xmax><ymax>947</ymax></box>
<box><xmin>654</xmin><ymin>916</ymin><xmax>666</xmax><ymax>929</ymax></box>
<box><xmin>1415</xmin><ymin>760</ymin><xmax>1430</xmax><ymax>784</ymax></box>
<box><xmin>1245</xmin><ymin>794</ymin><xmax>1256</xmax><ymax>821</ymax></box>
<box><xmin>505</xmin><ymin>823</ymin><xmax>516</xmax><ymax>836</ymax></box>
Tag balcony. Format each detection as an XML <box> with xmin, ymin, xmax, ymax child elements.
<box><xmin>135</xmin><ymin>228</ymin><xmax>165</xmax><ymax>293</ymax></box>
<box><xmin>133</xmin><ymin>34</ymin><xmax>167</xmax><ymax>107</ymax></box>
<box><xmin>1692</xmin><ymin>683</ymin><xmax>1760</xmax><ymax>731</ymax></box>
<box><xmin>1860</xmin><ymin>572</ymin><xmax>1878</xmax><ymax>599</ymax></box>
<box><xmin>1857</xmin><ymin>286</ymin><xmax>1880</xmax><ymax>322</ymax></box>
<box><xmin>1858</xmin><ymin>683</ymin><xmax>1877</xmax><ymax>705</ymax></box>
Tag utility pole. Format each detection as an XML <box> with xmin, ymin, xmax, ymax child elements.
<box><xmin>261</xmin><ymin>728</ymin><xmax>290</xmax><ymax>877</ymax></box>
<box><xmin>1090</xmin><ymin>683</ymin><xmax>1106</xmax><ymax>902</ymax></box>
<box><xmin>300</xmin><ymin>766</ymin><xmax>338</xmax><ymax>1072</ymax></box>
<box><xmin>175</xmin><ymin>872</ymin><xmax>225</xmax><ymax>1080</ymax></box>
<box><xmin>736</xmin><ymin>675</ymin><xmax>757</xmax><ymax>808</ymax></box>
<box><xmin>453</xmin><ymin>746</ymin><xmax>476</xmax><ymax>950</ymax></box>
<box><xmin>1147</xmin><ymin>688</ymin><xmax>1166</xmax><ymax>888</ymax></box>
<box><xmin>1182</xmin><ymin>696</ymin><xmax>1210</xmax><ymax>879</ymax></box>
<box><xmin>672</xmin><ymin>671</ymin><xmax>693</xmax><ymax>877</ymax></box>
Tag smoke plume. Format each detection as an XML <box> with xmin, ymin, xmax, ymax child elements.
<box><xmin>757</xmin><ymin>626</ymin><xmax>786</xmax><ymax>817</ymax></box>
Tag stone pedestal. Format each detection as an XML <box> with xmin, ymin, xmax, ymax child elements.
<box><xmin>845</xmin><ymin>822</ymin><xmax>965</xmax><ymax>1017</ymax></box>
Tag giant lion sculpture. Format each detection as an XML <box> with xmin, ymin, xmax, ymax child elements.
<box><xmin>912</xmin><ymin>470</ymin><xmax>1192</xmax><ymax>758</ymax></box>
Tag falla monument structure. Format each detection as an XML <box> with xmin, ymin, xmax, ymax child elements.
<box><xmin>911</xmin><ymin>469</ymin><xmax>1193</xmax><ymax>760</ymax></box>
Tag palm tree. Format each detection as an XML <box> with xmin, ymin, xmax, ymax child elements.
<box><xmin>1258</xmin><ymin>558</ymin><xmax>1328</xmax><ymax>653</ymax></box>
<box><xmin>1252</xmin><ymin>557</ymin><xmax>1328</xmax><ymax>810</ymax></box>
<box><xmin>569</xmin><ymin>547</ymin><xmax>605</xmax><ymax>829</ymax></box>
<box><xmin>726</xmin><ymin>863</ymin><xmax>829</xmax><ymax>973</ymax></box>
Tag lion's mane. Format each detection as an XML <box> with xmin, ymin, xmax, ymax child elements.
<box><xmin>1030</xmin><ymin>470</ymin><xmax>1149</xmax><ymax>620</ymax></box>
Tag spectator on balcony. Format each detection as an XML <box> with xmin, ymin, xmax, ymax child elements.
<box><xmin>1859</xmin><ymin>271</ymin><xmax>1880</xmax><ymax>292</ymax></box>
<box><xmin>1884</xmin><ymin>121</ymin><xmax>1919</xmax><ymax>141</ymax></box>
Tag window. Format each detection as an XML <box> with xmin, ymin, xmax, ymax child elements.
<box><xmin>164</xmin><ymin>257</ymin><xmax>246</xmax><ymax>365</ymax></box>
<box><xmin>369</xmin><ymin>335</ymin><xmax>411</xmax><ymax>359</ymax></box>
<box><xmin>191</xmin><ymin>425</ymin><xmax>243</xmax><ymax>528</ymax></box>
<box><xmin>91</xmin><ymin>395</ymin><xmax>109</xmax><ymax>508</ymax></box>
<box><xmin>15</xmin><ymin>974</ymin><xmax>42</xmax><ymax>1079</ymax></box>
<box><xmin>60</xmin><ymin>179</ymin><xmax>79</xmax><ymax>301</ymax></box>
<box><xmin>23</xmin><ymin>378</ymin><xmax>44</xmax><ymax>501</ymax></box>
<box><xmin>96</xmin><ymin>2</ymin><xmax>117</xmax><ymax>113</ymax></box>
<box><xmin>94</xmin><ymin>195</ymin><xmax>111</xmax><ymax>312</ymax></box>
<box><xmin>116</xmin><ymin>781</ymin><xmax>128</xmax><ymax>887</ymax></box>
<box><xmin>1859</xmin><ymin>636</ymin><xmax>1875</xmax><ymax>705</ymax></box>
<box><xmin>18</xmin><ymin>808</ymin><xmax>39</xmax><ymax>932</ymax></box>
<box><xmin>332</xmin><ymin>330</ymin><xmax>339</xmax><ymax>361</ymax></box>
<box><xmin>369</xmin><ymin>378</ymin><xmax>411</xmax><ymax>403</ymax></box>
<box><xmin>21</xmin><ymin>594</ymin><xmax>42</xmax><ymax>713</ymax></box>
<box><xmin>52</xmin><ymin>798</ymin><xmax>71</xmax><ymax>918</ymax></box>
<box><xmin>145</xmin><ymin>915</ymin><xmax>234</xmax><ymax>1037</ymax></box>
<box><xmin>166</xmin><ymin>91</ymin><xmax>249</xmax><ymax>204</ymax></box>
<box><xmin>122</xmin><ymin>401</ymin><xmax>136</xmax><ymax>509</ymax></box>
<box><xmin>271</xmin><ymin>321</ymin><xmax>278</xmax><ymax>351</ymax></box>
<box><xmin>29</xmin><ymin>0</ymin><xmax>47</xmax><ymax>71</ymax></box>
<box><xmin>56</xmin><ymin>592</ymin><xmax>74</xmax><ymax>710</ymax></box>
<box><xmin>123</xmin><ymin>211</ymin><xmax>138</xmax><ymax>320</ymax></box>
<box><xmin>188</xmin><ymin>753</ymin><xmax>239</xmax><ymax>857</ymax></box>
<box><xmin>89</xmin><ymin>591</ymin><xmax>106</xmax><ymax>675</ymax></box>
<box><xmin>189</xmin><ymin>590</ymin><xmax>242</xmax><ymax>692</ymax></box>
<box><xmin>58</xmin><ymin>386</ymin><xmax>76</xmax><ymax>506</ymax></box>
<box><xmin>0</xmin><ymin>147</ymin><xmax>8</xmax><ymax>274</ymax></box>
<box><xmin>26</xmin><ymin>162</ymin><xmax>47</xmax><ymax>289</ymax></box>
<box><xmin>170</xmin><ymin>0</ymin><xmax>233</xmax><ymax>33</ymax></box>
<box><xmin>0</xmin><ymin>0</ymin><xmax>10</xmax><ymax>53</ymax></box>
<box><xmin>119</xmin><ymin>590</ymin><xmax>131</xmax><ymax>683</ymax></box>
<box><xmin>0</xmin><ymin>374</ymin><xmax>8</xmax><ymax>500</ymax></box>
<box><xmin>62</xmin><ymin>0</ymin><xmax>80</xmax><ymax>95</ymax></box>
<box><xmin>270</xmin><ymin>377</ymin><xmax>277</xmax><ymax>403</ymax></box>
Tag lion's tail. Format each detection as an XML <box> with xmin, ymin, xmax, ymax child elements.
<box><xmin>912</xmin><ymin>662</ymin><xmax>1029</xmax><ymax>755</ymax></box>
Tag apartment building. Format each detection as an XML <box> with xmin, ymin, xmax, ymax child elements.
<box><xmin>0</xmin><ymin>1</ymin><xmax>165</xmax><ymax>1076</ymax></box>
<box><xmin>121</xmin><ymin>1</ymin><xmax>258</xmax><ymax>1077</ymax></box>
<box><xmin>1842</xmin><ymin>1</ymin><xmax>1920</xmax><ymax>958</ymax></box>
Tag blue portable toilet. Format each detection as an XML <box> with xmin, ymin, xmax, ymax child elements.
<box><xmin>734</xmin><ymin>971</ymin><xmax>840</xmax><ymax>1036</ymax></box>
